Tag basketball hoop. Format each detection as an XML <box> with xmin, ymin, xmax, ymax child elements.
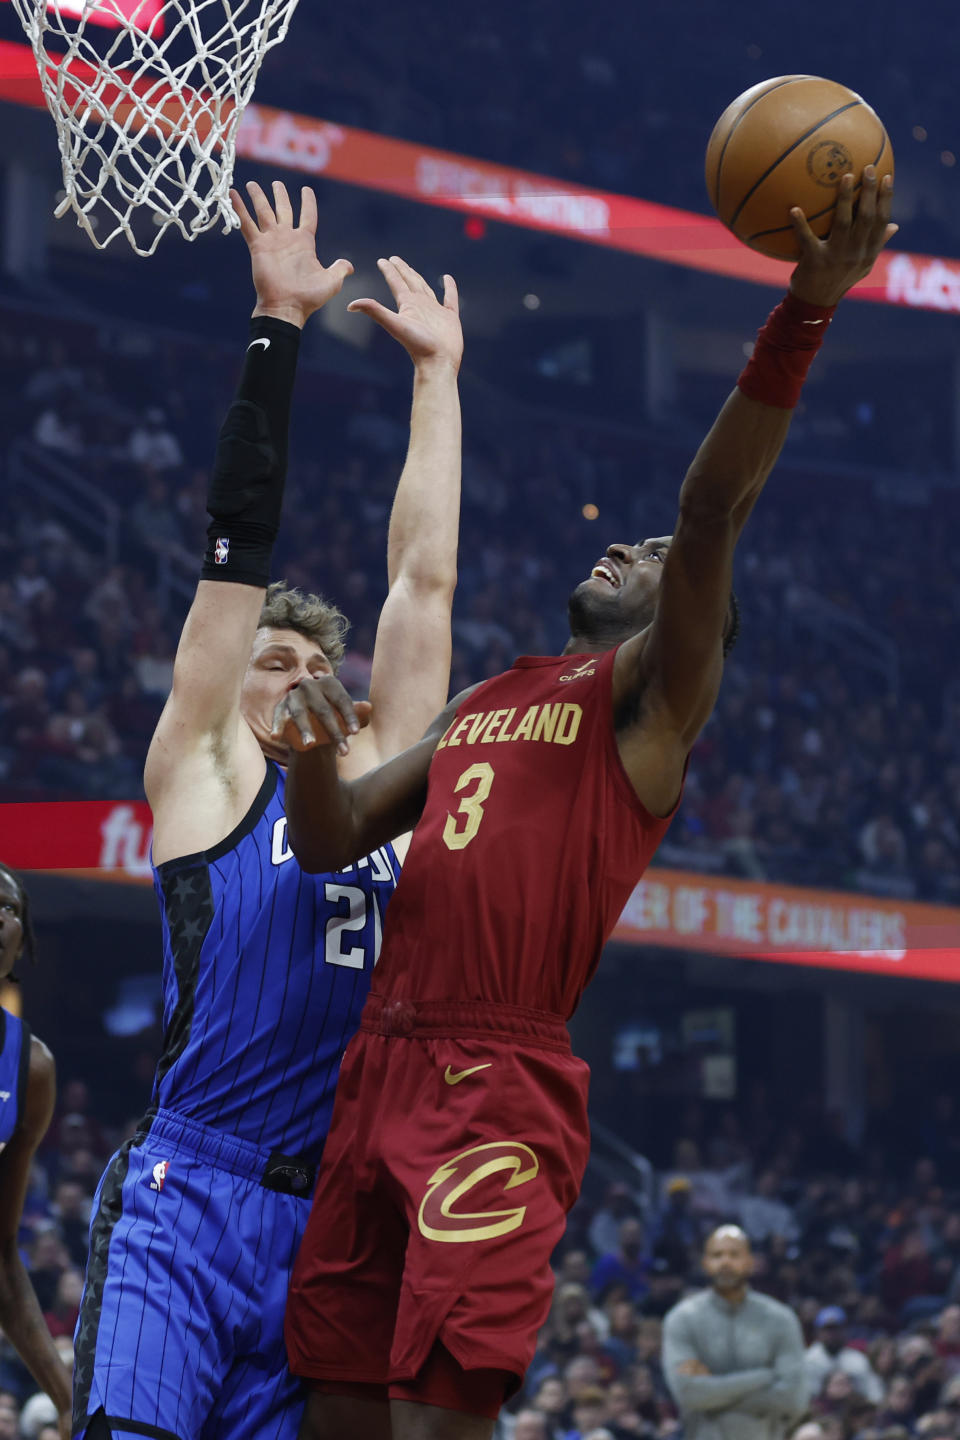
<box><xmin>10</xmin><ymin>0</ymin><xmax>302</xmax><ymax>255</ymax></box>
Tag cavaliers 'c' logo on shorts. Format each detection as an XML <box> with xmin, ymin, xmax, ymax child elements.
<box><xmin>417</xmin><ymin>1141</ymin><xmax>540</xmax><ymax>1243</ymax></box>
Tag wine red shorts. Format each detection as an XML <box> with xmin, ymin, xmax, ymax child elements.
<box><xmin>285</xmin><ymin>996</ymin><xmax>590</xmax><ymax>1416</ymax></box>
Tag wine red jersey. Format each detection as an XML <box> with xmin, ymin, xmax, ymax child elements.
<box><xmin>373</xmin><ymin>646</ymin><xmax>679</xmax><ymax>1019</ymax></box>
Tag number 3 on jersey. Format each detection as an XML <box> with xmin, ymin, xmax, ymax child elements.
<box><xmin>443</xmin><ymin>762</ymin><xmax>495</xmax><ymax>851</ymax></box>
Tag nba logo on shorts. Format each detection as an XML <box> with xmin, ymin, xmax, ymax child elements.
<box><xmin>214</xmin><ymin>536</ymin><xmax>230</xmax><ymax>565</ymax></box>
<box><xmin>150</xmin><ymin>1160</ymin><xmax>170</xmax><ymax>1192</ymax></box>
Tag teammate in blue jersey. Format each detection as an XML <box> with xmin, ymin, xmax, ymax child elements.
<box><xmin>0</xmin><ymin>864</ymin><xmax>73</xmax><ymax>1440</ymax></box>
<box><xmin>73</xmin><ymin>180</ymin><xmax>463</xmax><ymax>1440</ymax></box>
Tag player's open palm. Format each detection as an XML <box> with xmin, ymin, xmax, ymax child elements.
<box><xmin>230</xmin><ymin>180</ymin><xmax>354</xmax><ymax>328</ymax></box>
<box><xmin>348</xmin><ymin>257</ymin><xmax>462</xmax><ymax>372</ymax></box>
<box><xmin>790</xmin><ymin>164</ymin><xmax>897</xmax><ymax>307</ymax></box>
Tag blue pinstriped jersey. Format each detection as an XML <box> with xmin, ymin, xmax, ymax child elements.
<box><xmin>0</xmin><ymin>1008</ymin><xmax>29</xmax><ymax>1152</ymax></box>
<box><xmin>150</xmin><ymin>762</ymin><xmax>398</xmax><ymax>1161</ymax></box>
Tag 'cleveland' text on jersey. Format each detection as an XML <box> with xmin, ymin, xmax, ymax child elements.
<box><xmin>373</xmin><ymin>647</ymin><xmax>675</xmax><ymax>1019</ymax></box>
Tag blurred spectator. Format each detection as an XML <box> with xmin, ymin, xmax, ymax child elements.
<box><xmin>25</xmin><ymin>1231</ymin><xmax>69</xmax><ymax>1313</ymax></box>
<box><xmin>528</xmin><ymin>1375</ymin><xmax>567</xmax><ymax>1435</ymax></box>
<box><xmin>740</xmin><ymin>1173</ymin><xmax>800</xmax><ymax>1247</ymax></box>
<box><xmin>882</xmin><ymin>1231</ymin><xmax>939</xmax><ymax>1319</ymax></box>
<box><xmin>0</xmin><ymin>1393</ymin><xmax>18</xmax><ymax>1440</ymax></box>
<box><xmin>12</xmin><ymin>556</ymin><xmax>51</xmax><ymax>610</ymax></box>
<box><xmin>33</xmin><ymin>402</ymin><xmax>83</xmax><ymax>457</ymax></box>
<box><xmin>128</xmin><ymin>475</ymin><xmax>189</xmax><ymax>561</ymax></box>
<box><xmin>41</xmin><ymin>1267</ymin><xmax>83</xmax><ymax>1341</ymax></box>
<box><xmin>934</xmin><ymin>1305</ymin><xmax>960</xmax><ymax>1372</ymax></box>
<box><xmin>591</xmin><ymin>1220</ymin><xmax>649</xmax><ymax>1304</ymax></box>
<box><xmin>805</xmin><ymin>1306</ymin><xmax>885</xmax><ymax>1404</ymax></box>
<box><xmin>511</xmin><ymin>1411</ymin><xmax>550</xmax><ymax>1440</ymax></box>
<box><xmin>589</xmin><ymin>1183</ymin><xmax>642</xmax><ymax>1259</ymax></box>
<box><xmin>561</xmin><ymin>1386</ymin><xmax>610</xmax><ymax>1439</ymax></box>
<box><xmin>19</xmin><ymin>1393</ymin><xmax>58</xmax><ymax>1440</ymax></box>
<box><xmin>652</xmin><ymin>1177</ymin><xmax>702</xmax><ymax>1272</ymax></box>
<box><xmin>128</xmin><ymin>409</ymin><xmax>183</xmax><ymax>471</ymax></box>
<box><xmin>875</xmin><ymin>1374</ymin><xmax>918</xmax><ymax>1430</ymax></box>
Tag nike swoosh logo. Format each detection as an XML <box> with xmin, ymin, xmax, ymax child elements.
<box><xmin>802</xmin><ymin>318</ymin><xmax>826</xmax><ymax>326</ymax></box>
<box><xmin>247</xmin><ymin>337</ymin><xmax>271</xmax><ymax>351</ymax></box>
<box><xmin>444</xmin><ymin>1063</ymin><xmax>492</xmax><ymax>1086</ymax></box>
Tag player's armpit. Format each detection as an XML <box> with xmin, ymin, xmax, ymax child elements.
<box><xmin>144</xmin><ymin>579</ymin><xmax>264</xmax><ymax>799</ymax></box>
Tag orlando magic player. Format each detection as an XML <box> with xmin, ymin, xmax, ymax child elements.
<box><xmin>0</xmin><ymin>864</ymin><xmax>73</xmax><ymax>1440</ymax></box>
<box><xmin>73</xmin><ymin>180</ymin><xmax>463</xmax><ymax>1440</ymax></box>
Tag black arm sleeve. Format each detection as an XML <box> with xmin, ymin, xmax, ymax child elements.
<box><xmin>200</xmin><ymin>314</ymin><xmax>302</xmax><ymax>588</ymax></box>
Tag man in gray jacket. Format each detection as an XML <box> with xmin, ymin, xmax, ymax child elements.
<box><xmin>663</xmin><ymin>1225</ymin><xmax>809</xmax><ymax>1440</ymax></box>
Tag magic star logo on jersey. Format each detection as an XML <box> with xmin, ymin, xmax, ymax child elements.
<box><xmin>417</xmin><ymin>1141</ymin><xmax>540</xmax><ymax>1243</ymax></box>
<box><xmin>150</xmin><ymin>1159</ymin><xmax>170</xmax><ymax>1192</ymax></box>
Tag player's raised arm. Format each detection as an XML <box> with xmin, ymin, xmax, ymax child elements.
<box><xmin>276</xmin><ymin>681</ymin><xmax>467</xmax><ymax>871</ymax></box>
<box><xmin>614</xmin><ymin>166</ymin><xmax>896</xmax><ymax>816</ymax></box>
<box><xmin>144</xmin><ymin>182</ymin><xmax>353</xmax><ymax>850</ymax></box>
<box><xmin>339</xmin><ymin>257</ymin><xmax>463</xmax><ymax>778</ymax></box>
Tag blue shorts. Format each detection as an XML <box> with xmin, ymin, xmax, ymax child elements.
<box><xmin>73</xmin><ymin>1109</ymin><xmax>314</xmax><ymax>1440</ymax></box>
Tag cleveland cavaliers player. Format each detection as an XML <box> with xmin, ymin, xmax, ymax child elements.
<box><xmin>279</xmin><ymin>169</ymin><xmax>895</xmax><ymax>1439</ymax></box>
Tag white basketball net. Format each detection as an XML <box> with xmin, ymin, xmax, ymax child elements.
<box><xmin>10</xmin><ymin>0</ymin><xmax>301</xmax><ymax>255</ymax></box>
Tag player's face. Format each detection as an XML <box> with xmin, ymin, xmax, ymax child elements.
<box><xmin>241</xmin><ymin>627</ymin><xmax>334</xmax><ymax>763</ymax></box>
<box><xmin>703</xmin><ymin>1232</ymin><xmax>753</xmax><ymax>1292</ymax></box>
<box><xmin>0</xmin><ymin>871</ymin><xmax>25</xmax><ymax>980</ymax></box>
<box><xmin>568</xmin><ymin>537</ymin><xmax>672</xmax><ymax>642</ymax></box>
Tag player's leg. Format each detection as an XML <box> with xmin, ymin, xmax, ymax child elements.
<box><xmin>382</xmin><ymin>1029</ymin><xmax>592</xmax><ymax>1431</ymax></box>
<box><xmin>285</xmin><ymin>1033</ymin><xmax>405</xmax><ymax>1426</ymax></box>
<box><xmin>75</xmin><ymin>1124</ymin><xmax>260</xmax><ymax>1440</ymax></box>
<box><xmin>297</xmin><ymin>1389</ymin><xmax>392</xmax><ymax>1440</ymax></box>
<box><xmin>73</xmin><ymin>1140</ymin><xmax>218</xmax><ymax>1440</ymax></box>
<box><xmin>208</xmin><ymin>1179</ymin><xmax>397</xmax><ymax>1440</ymax></box>
<box><xmin>390</xmin><ymin>1342</ymin><xmax>510</xmax><ymax>1440</ymax></box>
<box><xmin>391</xmin><ymin>1399</ymin><xmax>495</xmax><ymax>1440</ymax></box>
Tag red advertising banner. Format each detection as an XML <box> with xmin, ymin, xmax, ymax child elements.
<box><xmin>2</xmin><ymin>801</ymin><xmax>959</xmax><ymax>980</ymax></box>
<box><xmin>613</xmin><ymin>868</ymin><xmax>960</xmax><ymax>982</ymax></box>
<box><xmin>1</xmin><ymin>0</ymin><xmax>163</xmax><ymax>32</ymax></box>
<box><xmin>0</xmin><ymin>799</ymin><xmax>154</xmax><ymax>880</ymax></box>
<box><xmin>233</xmin><ymin>104</ymin><xmax>960</xmax><ymax>314</ymax></box>
<box><xmin>1</xmin><ymin>37</ymin><xmax>959</xmax><ymax>314</ymax></box>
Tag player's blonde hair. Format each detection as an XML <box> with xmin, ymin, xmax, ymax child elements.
<box><xmin>258</xmin><ymin>581</ymin><xmax>349</xmax><ymax>673</ymax></box>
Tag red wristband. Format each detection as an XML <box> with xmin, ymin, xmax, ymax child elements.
<box><xmin>737</xmin><ymin>291</ymin><xmax>837</xmax><ymax>410</ymax></box>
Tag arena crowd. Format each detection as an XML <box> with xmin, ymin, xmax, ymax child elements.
<box><xmin>4</xmin><ymin>1073</ymin><xmax>960</xmax><ymax>1440</ymax></box>
<box><xmin>1</xmin><ymin>301</ymin><xmax>958</xmax><ymax>907</ymax></box>
<box><xmin>272</xmin><ymin>0</ymin><xmax>960</xmax><ymax>253</ymax></box>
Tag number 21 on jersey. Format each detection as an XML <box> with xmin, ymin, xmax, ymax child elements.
<box><xmin>443</xmin><ymin>763</ymin><xmax>495</xmax><ymax>851</ymax></box>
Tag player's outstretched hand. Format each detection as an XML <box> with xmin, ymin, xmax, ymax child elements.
<box><xmin>230</xmin><ymin>181</ymin><xmax>354</xmax><ymax>329</ymax></box>
<box><xmin>789</xmin><ymin>165</ymin><xmax>897</xmax><ymax>308</ymax></box>
<box><xmin>347</xmin><ymin>258</ymin><xmax>463</xmax><ymax>373</ymax></box>
<box><xmin>272</xmin><ymin>675</ymin><xmax>373</xmax><ymax>757</ymax></box>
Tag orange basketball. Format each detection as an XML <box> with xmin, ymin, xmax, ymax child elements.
<box><xmin>705</xmin><ymin>75</ymin><xmax>894</xmax><ymax>260</ymax></box>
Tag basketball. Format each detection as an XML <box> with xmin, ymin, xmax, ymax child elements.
<box><xmin>705</xmin><ymin>75</ymin><xmax>894</xmax><ymax>260</ymax></box>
